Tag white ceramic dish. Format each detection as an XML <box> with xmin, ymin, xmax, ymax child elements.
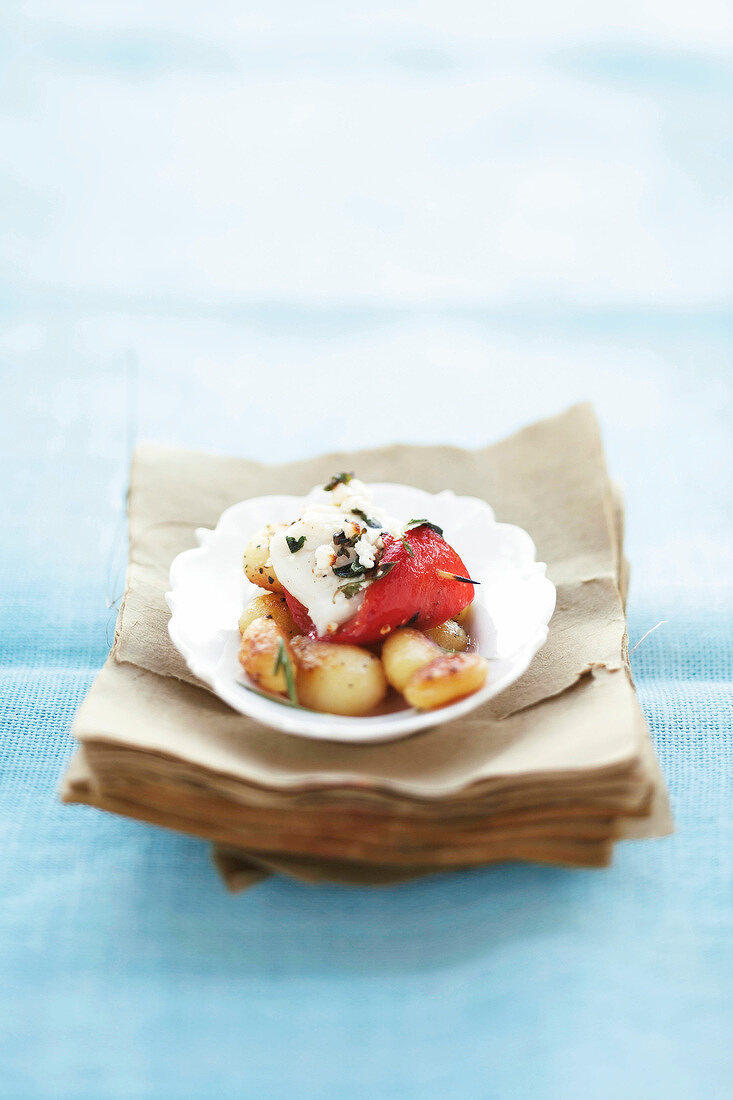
<box><xmin>166</xmin><ymin>483</ymin><xmax>556</xmax><ymax>744</ymax></box>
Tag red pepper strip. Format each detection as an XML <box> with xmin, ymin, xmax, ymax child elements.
<box><xmin>283</xmin><ymin>526</ymin><xmax>476</xmax><ymax>645</ymax></box>
<box><xmin>283</xmin><ymin>591</ymin><xmax>319</xmax><ymax>637</ymax></box>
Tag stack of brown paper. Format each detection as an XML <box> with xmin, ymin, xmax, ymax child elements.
<box><xmin>61</xmin><ymin>404</ymin><xmax>672</xmax><ymax>889</ymax></box>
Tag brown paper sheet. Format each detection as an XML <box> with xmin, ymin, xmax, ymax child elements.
<box><xmin>70</xmin><ymin>659</ymin><xmax>644</xmax><ymax>799</ymax></box>
<box><xmin>61</xmin><ymin>403</ymin><xmax>672</xmax><ymax>888</ymax></box>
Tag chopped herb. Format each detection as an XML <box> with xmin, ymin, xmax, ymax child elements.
<box><xmin>334</xmin><ymin>528</ymin><xmax>361</xmax><ymax>549</ymax></box>
<box><xmin>273</xmin><ymin>637</ymin><xmax>299</xmax><ymax>704</ymax></box>
<box><xmin>333</xmin><ymin>560</ymin><xmax>367</xmax><ymax>579</ymax></box>
<box><xmin>401</xmin><ymin>534</ymin><xmax>414</xmax><ymax>558</ymax></box>
<box><xmin>336</xmin><ymin>558</ymin><xmax>395</xmax><ymax>600</ymax></box>
<box><xmin>406</xmin><ymin>518</ymin><xmax>444</xmax><ymax>537</ymax></box>
<box><xmin>286</xmin><ymin>534</ymin><xmax>306</xmax><ymax>554</ymax></box>
<box><xmin>337</xmin><ymin>579</ymin><xmax>365</xmax><ymax>600</ymax></box>
<box><xmin>323</xmin><ymin>472</ymin><xmax>354</xmax><ymax>492</ymax></box>
<box><xmin>351</xmin><ymin>508</ymin><xmax>381</xmax><ymax>529</ymax></box>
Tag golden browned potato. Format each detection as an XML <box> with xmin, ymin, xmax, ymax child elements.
<box><xmin>243</xmin><ymin>524</ymin><xmax>285</xmax><ymax>593</ymax></box>
<box><xmin>381</xmin><ymin>628</ymin><xmax>441</xmax><ymax>692</ymax></box>
<box><xmin>239</xmin><ymin>592</ymin><xmax>297</xmax><ymax>638</ymax></box>
<box><xmin>239</xmin><ymin>618</ymin><xmax>294</xmax><ymax>696</ymax></box>
<box><xmin>291</xmin><ymin>637</ymin><xmax>387</xmax><ymax>716</ymax></box>
<box><xmin>403</xmin><ymin>652</ymin><xmax>489</xmax><ymax>711</ymax></box>
<box><xmin>454</xmin><ymin>603</ymin><xmax>474</xmax><ymax>626</ymax></box>
<box><xmin>424</xmin><ymin>619</ymin><xmax>468</xmax><ymax>652</ymax></box>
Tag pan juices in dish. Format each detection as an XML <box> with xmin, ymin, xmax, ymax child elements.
<box><xmin>238</xmin><ymin>473</ymin><xmax>488</xmax><ymax>716</ymax></box>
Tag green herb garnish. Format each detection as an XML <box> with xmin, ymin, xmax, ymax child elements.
<box><xmin>286</xmin><ymin>534</ymin><xmax>306</xmax><ymax>554</ymax></box>
<box><xmin>337</xmin><ymin>579</ymin><xmax>365</xmax><ymax>599</ymax></box>
<box><xmin>336</xmin><ymin>559</ymin><xmax>395</xmax><ymax>600</ymax></box>
<box><xmin>406</xmin><ymin>518</ymin><xmax>444</xmax><ymax>537</ymax></box>
<box><xmin>333</xmin><ymin>560</ymin><xmax>367</xmax><ymax>579</ymax></box>
<box><xmin>273</xmin><ymin>637</ymin><xmax>299</xmax><ymax>704</ymax></box>
<box><xmin>334</xmin><ymin>527</ymin><xmax>361</xmax><ymax>549</ymax></box>
<box><xmin>401</xmin><ymin>534</ymin><xmax>414</xmax><ymax>558</ymax></box>
<box><xmin>323</xmin><ymin>472</ymin><xmax>354</xmax><ymax>492</ymax></box>
<box><xmin>351</xmin><ymin>508</ymin><xmax>381</xmax><ymax>529</ymax></box>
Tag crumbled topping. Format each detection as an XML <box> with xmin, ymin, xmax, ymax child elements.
<box><xmin>314</xmin><ymin>544</ymin><xmax>337</xmax><ymax>573</ymax></box>
<box><xmin>354</xmin><ymin>533</ymin><xmax>382</xmax><ymax>569</ymax></box>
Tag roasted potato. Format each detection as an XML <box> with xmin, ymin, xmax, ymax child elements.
<box><xmin>424</xmin><ymin>619</ymin><xmax>468</xmax><ymax>652</ymax></box>
<box><xmin>403</xmin><ymin>652</ymin><xmax>489</xmax><ymax>710</ymax></box>
<box><xmin>291</xmin><ymin>636</ymin><xmax>387</xmax><ymax>716</ymax></box>
<box><xmin>381</xmin><ymin>628</ymin><xmax>441</xmax><ymax>692</ymax></box>
<box><xmin>239</xmin><ymin>592</ymin><xmax>297</xmax><ymax>638</ymax></box>
<box><xmin>243</xmin><ymin>523</ymin><xmax>285</xmax><ymax>593</ymax></box>
<box><xmin>239</xmin><ymin>618</ymin><xmax>294</xmax><ymax>696</ymax></box>
<box><xmin>454</xmin><ymin>603</ymin><xmax>473</xmax><ymax>626</ymax></box>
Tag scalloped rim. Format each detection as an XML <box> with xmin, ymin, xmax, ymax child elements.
<box><xmin>166</xmin><ymin>484</ymin><xmax>556</xmax><ymax>743</ymax></box>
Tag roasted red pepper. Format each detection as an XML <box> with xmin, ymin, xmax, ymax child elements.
<box><xmin>283</xmin><ymin>525</ymin><xmax>476</xmax><ymax>645</ymax></box>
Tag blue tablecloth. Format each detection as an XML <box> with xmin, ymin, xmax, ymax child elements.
<box><xmin>1</xmin><ymin>4</ymin><xmax>731</xmax><ymax>1097</ymax></box>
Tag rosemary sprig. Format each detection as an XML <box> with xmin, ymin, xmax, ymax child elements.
<box><xmin>273</xmin><ymin>637</ymin><xmax>299</xmax><ymax>704</ymax></box>
<box><xmin>237</xmin><ymin>679</ymin><xmax>306</xmax><ymax>710</ymax></box>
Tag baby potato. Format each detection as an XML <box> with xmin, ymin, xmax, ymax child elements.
<box><xmin>239</xmin><ymin>592</ymin><xmax>297</xmax><ymax>638</ymax></box>
<box><xmin>424</xmin><ymin>619</ymin><xmax>468</xmax><ymax>652</ymax></box>
<box><xmin>454</xmin><ymin>603</ymin><xmax>474</xmax><ymax>626</ymax></box>
<box><xmin>239</xmin><ymin>618</ymin><xmax>293</xmax><ymax>696</ymax></box>
<box><xmin>403</xmin><ymin>652</ymin><xmax>489</xmax><ymax>711</ymax></box>
<box><xmin>381</xmin><ymin>628</ymin><xmax>441</xmax><ymax>692</ymax></box>
<box><xmin>243</xmin><ymin>524</ymin><xmax>285</xmax><ymax>593</ymax></box>
<box><xmin>291</xmin><ymin>637</ymin><xmax>387</xmax><ymax>716</ymax></box>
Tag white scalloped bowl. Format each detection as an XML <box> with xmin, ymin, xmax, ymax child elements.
<box><xmin>166</xmin><ymin>484</ymin><xmax>556</xmax><ymax>744</ymax></box>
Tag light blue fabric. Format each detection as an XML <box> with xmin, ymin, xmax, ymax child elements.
<box><xmin>1</xmin><ymin>3</ymin><xmax>731</xmax><ymax>1098</ymax></box>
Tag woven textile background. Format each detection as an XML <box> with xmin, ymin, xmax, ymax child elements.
<box><xmin>1</xmin><ymin>3</ymin><xmax>731</xmax><ymax>1098</ymax></box>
